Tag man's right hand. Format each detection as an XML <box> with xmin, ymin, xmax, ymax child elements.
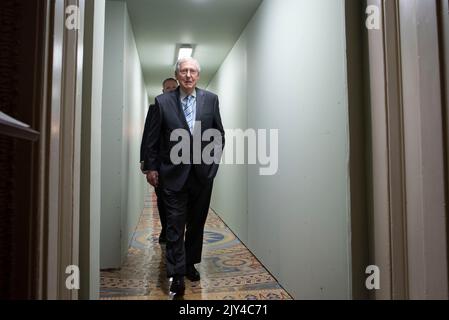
<box><xmin>146</xmin><ymin>171</ymin><xmax>159</xmax><ymax>187</ymax></box>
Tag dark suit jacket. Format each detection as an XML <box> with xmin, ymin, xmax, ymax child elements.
<box><xmin>140</xmin><ymin>103</ymin><xmax>156</xmax><ymax>164</ymax></box>
<box><xmin>143</xmin><ymin>87</ymin><xmax>225</xmax><ymax>191</ymax></box>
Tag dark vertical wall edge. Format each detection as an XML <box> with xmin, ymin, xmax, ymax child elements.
<box><xmin>345</xmin><ymin>0</ymin><xmax>371</xmax><ymax>300</ymax></box>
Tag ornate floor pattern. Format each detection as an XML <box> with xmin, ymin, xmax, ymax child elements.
<box><xmin>100</xmin><ymin>189</ymin><xmax>293</xmax><ymax>300</ymax></box>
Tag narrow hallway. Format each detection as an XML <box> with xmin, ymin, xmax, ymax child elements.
<box><xmin>100</xmin><ymin>190</ymin><xmax>292</xmax><ymax>300</ymax></box>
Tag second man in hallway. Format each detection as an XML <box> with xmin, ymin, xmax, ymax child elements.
<box><xmin>141</xmin><ymin>77</ymin><xmax>179</xmax><ymax>243</ymax></box>
<box><xmin>144</xmin><ymin>57</ymin><xmax>225</xmax><ymax>296</ymax></box>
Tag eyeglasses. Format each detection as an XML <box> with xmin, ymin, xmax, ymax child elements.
<box><xmin>178</xmin><ymin>69</ymin><xmax>198</xmax><ymax>76</ymax></box>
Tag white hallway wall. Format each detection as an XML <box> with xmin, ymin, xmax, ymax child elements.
<box><xmin>101</xmin><ymin>0</ymin><xmax>148</xmax><ymax>268</ymax></box>
<box><xmin>208</xmin><ymin>0</ymin><xmax>351</xmax><ymax>299</ymax></box>
<box><xmin>122</xmin><ymin>0</ymin><xmax>149</xmax><ymax>264</ymax></box>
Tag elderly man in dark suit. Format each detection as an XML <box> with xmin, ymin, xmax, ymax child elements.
<box><xmin>140</xmin><ymin>77</ymin><xmax>178</xmax><ymax>244</ymax></box>
<box><xmin>143</xmin><ymin>57</ymin><xmax>225</xmax><ymax>296</ymax></box>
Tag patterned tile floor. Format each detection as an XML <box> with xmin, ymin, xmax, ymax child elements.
<box><xmin>100</xmin><ymin>189</ymin><xmax>293</xmax><ymax>300</ymax></box>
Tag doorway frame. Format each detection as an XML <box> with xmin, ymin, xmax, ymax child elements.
<box><xmin>363</xmin><ymin>0</ymin><xmax>448</xmax><ymax>299</ymax></box>
<box><xmin>37</xmin><ymin>0</ymin><xmax>85</xmax><ymax>300</ymax></box>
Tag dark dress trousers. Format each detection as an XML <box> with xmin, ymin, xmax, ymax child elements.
<box><xmin>140</xmin><ymin>104</ymin><xmax>166</xmax><ymax>238</ymax></box>
<box><xmin>144</xmin><ymin>87</ymin><xmax>225</xmax><ymax>277</ymax></box>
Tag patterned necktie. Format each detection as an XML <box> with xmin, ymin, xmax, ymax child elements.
<box><xmin>183</xmin><ymin>95</ymin><xmax>194</xmax><ymax>133</ymax></box>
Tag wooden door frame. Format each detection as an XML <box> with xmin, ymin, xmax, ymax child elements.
<box><xmin>438</xmin><ymin>0</ymin><xmax>449</xmax><ymax>291</ymax></box>
<box><xmin>366</xmin><ymin>0</ymin><xmax>448</xmax><ymax>299</ymax></box>
<box><xmin>365</xmin><ymin>0</ymin><xmax>408</xmax><ymax>299</ymax></box>
<box><xmin>37</xmin><ymin>0</ymin><xmax>85</xmax><ymax>300</ymax></box>
<box><xmin>399</xmin><ymin>0</ymin><xmax>448</xmax><ymax>299</ymax></box>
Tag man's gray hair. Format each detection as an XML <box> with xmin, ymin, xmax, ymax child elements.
<box><xmin>175</xmin><ymin>57</ymin><xmax>201</xmax><ymax>74</ymax></box>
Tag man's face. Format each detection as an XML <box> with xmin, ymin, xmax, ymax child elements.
<box><xmin>163</xmin><ymin>80</ymin><xmax>178</xmax><ymax>93</ymax></box>
<box><xmin>176</xmin><ymin>60</ymin><xmax>200</xmax><ymax>93</ymax></box>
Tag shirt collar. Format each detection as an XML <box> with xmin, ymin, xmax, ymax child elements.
<box><xmin>180</xmin><ymin>88</ymin><xmax>197</xmax><ymax>101</ymax></box>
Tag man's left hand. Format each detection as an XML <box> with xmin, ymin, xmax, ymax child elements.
<box><xmin>146</xmin><ymin>171</ymin><xmax>159</xmax><ymax>187</ymax></box>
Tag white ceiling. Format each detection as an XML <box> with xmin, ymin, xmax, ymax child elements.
<box><xmin>124</xmin><ymin>0</ymin><xmax>263</xmax><ymax>101</ymax></box>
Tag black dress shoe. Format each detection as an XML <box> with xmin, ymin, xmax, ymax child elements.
<box><xmin>170</xmin><ymin>276</ymin><xmax>185</xmax><ymax>296</ymax></box>
<box><xmin>186</xmin><ymin>265</ymin><xmax>200</xmax><ymax>282</ymax></box>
